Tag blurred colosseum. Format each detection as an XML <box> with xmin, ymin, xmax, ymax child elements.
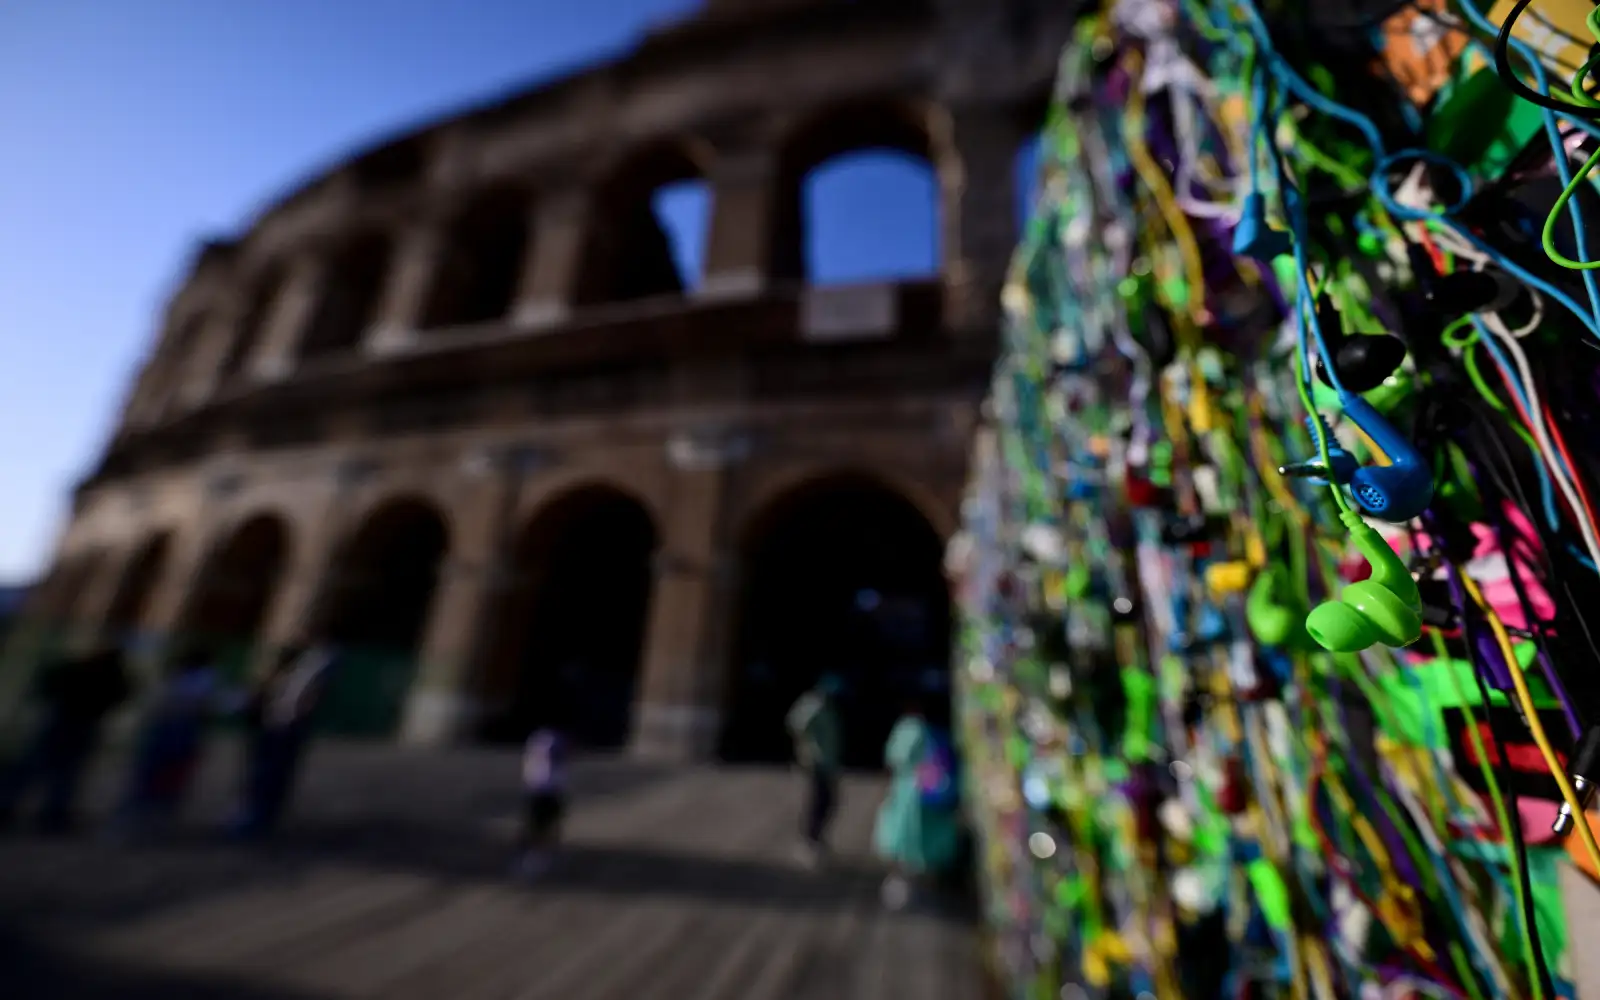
<box><xmin>14</xmin><ymin>0</ymin><xmax>1071</xmax><ymax>763</ymax></box>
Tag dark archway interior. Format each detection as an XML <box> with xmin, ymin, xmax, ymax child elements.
<box><xmin>104</xmin><ymin>534</ymin><xmax>173</xmax><ymax>637</ymax></box>
<box><xmin>320</xmin><ymin>500</ymin><xmax>449</xmax><ymax>655</ymax></box>
<box><xmin>45</xmin><ymin>552</ymin><xmax>105</xmax><ymax>627</ymax></box>
<box><xmin>315</xmin><ymin>501</ymin><xmax>449</xmax><ymax>738</ymax></box>
<box><xmin>221</xmin><ymin>266</ymin><xmax>286</xmax><ymax>380</ymax></box>
<box><xmin>156</xmin><ymin>314</ymin><xmax>208</xmax><ymax>400</ymax></box>
<box><xmin>182</xmin><ymin>516</ymin><xmax>289</xmax><ymax>655</ymax></box>
<box><xmin>481</xmin><ymin>489</ymin><xmax>658</xmax><ymax>749</ymax></box>
<box><xmin>423</xmin><ymin>189</ymin><xmax>530</xmax><ymax>330</ymax></box>
<box><xmin>300</xmin><ymin>232</ymin><xmax>393</xmax><ymax>359</ymax></box>
<box><xmin>720</xmin><ymin>478</ymin><xmax>951</xmax><ymax>769</ymax></box>
<box><xmin>577</xmin><ymin>145</ymin><xmax>704</xmax><ymax>306</ymax></box>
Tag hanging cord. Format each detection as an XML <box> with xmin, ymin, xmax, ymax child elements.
<box><xmin>1491</xmin><ymin>0</ymin><xmax>1600</xmax><ymax>117</ymax></box>
<box><xmin>1458</xmin><ymin>571</ymin><xmax>1600</xmax><ymax>877</ymax></box>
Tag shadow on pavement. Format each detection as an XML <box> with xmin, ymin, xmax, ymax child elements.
<box><xmin>269</xmin><ymin>821</ymin><xmax>971</xmax><ymax>916</ymax></box>
<box><xmin>0</xmin><ymin>921</ymin><xmax>336</xmax><ymax>1000</ymax></box>
<box><xmin>0</xmin><ymin>814</ymin><xmax>973</xmax><ymax>934</ymax></box>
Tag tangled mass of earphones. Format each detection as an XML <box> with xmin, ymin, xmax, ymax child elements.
<box><xmin>955</xmin><ymin>1</ymin><xmax>1600</xmax><ymax>999</ymax></box>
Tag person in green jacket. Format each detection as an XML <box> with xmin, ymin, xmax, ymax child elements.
<box><xmin>873</xmin><ymin>695</ymin><xmax>961</xmax><ymax>910</ymax></box>
<box><xmin>786</xmin><ymin>674</ymin><xmax>843</xmax><ymax>868</ymax></box>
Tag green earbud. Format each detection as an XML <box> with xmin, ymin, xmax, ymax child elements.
<box><xmin>1305</xmin><ymin>510</ymin><xmax>1422</xmax><ymax>653</ymax></box>
<box><xmin>1246</xmin><ymin>565</ymin><xmax>1311</xmax><ymax>651</ymax></box>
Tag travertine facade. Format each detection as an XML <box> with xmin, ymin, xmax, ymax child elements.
<box><xmin>17</xmin><ymin>0</ymin><xmax>1071</xmax><ymax>759</ymax></box>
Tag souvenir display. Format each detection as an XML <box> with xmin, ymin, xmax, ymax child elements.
<box><xmin>953</xmin><ymin>2</ymin><xmax>1600</xmax><ymax>997</ymax></box>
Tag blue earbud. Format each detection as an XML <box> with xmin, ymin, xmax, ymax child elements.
<box><xmin>1282</xmin><ymin>398</ymin><xmax>1433</xmax><ymax>522</ymax></box>
<box><xmin>1336</xmin><ymin>393</ymin><xmax>1434</xmax><ymax>522</ymax></box>
<box><xmin>1232</xmin><ymin>193</ymin><xmax>1292</xmax><ymax>262</ymax></box>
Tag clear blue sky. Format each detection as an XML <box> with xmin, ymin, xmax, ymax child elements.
<box><xmin>0</xmin><ymin>1</ymin><xmax>1039</xmax><ymax>584</ymax></box>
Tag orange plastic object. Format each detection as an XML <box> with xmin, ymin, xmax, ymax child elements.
<box><xmin>1567</xmin><ymin>812</ymin><xmax>1600</xmax><ymax>881</ymax></box>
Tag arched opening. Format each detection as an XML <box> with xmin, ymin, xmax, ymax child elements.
<box><xmin>777</xmin><ymin>102</ymin><xmax>940</xmax><ymax>286</ymax></box>
<box><xmin>721</xmin><ymin>475</ymin><xmax>951</xmax><ymax>769</ymax></box>
<box><xmin>143</xmin><ymin>313</ymin><xmax>208</xmax><ymax>419</ymax></box>
<box><xmin>103</xmin><ymin>532</ymin><xmax>173</xmax><ymax>640</ymax></box>
<box><xmin>220</xmin><ymin>264</ymin><xmax>286</xmax><ymax>380</ymax></box>
<box><xmin>179</xmin><ymin>515</ymin><xmax>290</xmax><ymax>672</ymax></box>
<box><xmin>653</xmin><ymin>181</ymin><xmax>710</xmax><ymax>295</ymax></box>
<box><xmin>576</xmin><ymin>142</ymin><xmax>709</xmax><ymax>306</ymax></box>
<box><xmin>314</xmin><ymin>498</ymin><xmax>449</xmax><ymax>737</ymax></box>
<box><xmin>300</xmin><ymin>231</ymin><xmax>394</xmax><ymax>360</ymax></box>
<box><xmin>479</xmin><ymin>487</ymin><xmax>658</xmax><ymax>749</ymax></box>
<box><xmin>41</xmin><ymin>550</ymin><xmax>104</xmax><ymax>627</ymax></box>
<box><xmin>422</xmin><ymin>187</ymin><xmax>532</xmax><ymax>330</ymax></box>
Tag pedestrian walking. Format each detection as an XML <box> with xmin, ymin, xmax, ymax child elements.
<box><xmin>514</xmin><ymin>726</ymin><xmax>568</xmax><ymax>881</ymax></box>
<box><xmin>0</xmin><ymin>637</ymin><xmax>133</xmax><ymax>834</ymax></box>
<box><xmin>873</xmin><ymin>696</ymin><xmax>962</xmax><ymax>910</ymax></box>
<box><xmin>786</xmin><ymin>674</ymin><xmax>844</xmax><ymax>868</ymax></box>
<box><xmin>229</xmin><ymin>637</ymin><xmax>335</xmax><ymax>837</ymax></box>
<box><xmin>113</xmin><ymin>644</ymin><xmax>221</xmax><ymax>837</ymax></box>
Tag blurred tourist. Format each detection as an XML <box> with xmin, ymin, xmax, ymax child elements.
<box><xmin>785</xmin><ymin>674</ymin><xmax>844</xmax><ymax>868</ymax></box>
<box><xmin>873</xmin><ymin>695</ymin><xmax>961</xmax><ymax>910</ymax></box>
<box><xmin>229</xmin><ymin>636</ymin><xmax>336</xmax><ymax>837</ymax></box>
<box><xmin>0</xmin><ymin>636</ymin><xmax>133</xmax><ymax>834</ymax></box>
<box><xmin>113</xmin><ymin>644</ymin><xmax>222</xmax><ymax>837</ymax></box>
<box><xmin>515</xmin><ymin>725</ymin><xmax>568</xmax><ymax>881</ymax></box>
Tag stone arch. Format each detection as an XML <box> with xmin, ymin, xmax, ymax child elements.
<box><xmin>513</xmin><ymin>465</ymin><xmax>666</xmax><ymax>533</ymax></box>
<box><xmin>220</xmin><ymin>262</ymin><xmax>287</xmax><ymax>381</ymax></box>
<box><xmin>300</xmin><ymin>229</ymin><xmax>395</xmax><ymax>360</ymax></box>
<box><xmin>422</xmin><ymin>184</ymin><xmax>534</xmax><ymax>331</ymax></box>
<box><xmin>141</xmin><ymin>312</ymin><xmax>209</xmax><ymax>420</ymax></box>
<box><xmin>177</xmin><ymin>512</ymin><xmax>292</xmax><ymax>666</ymax></box>
<box><xmin>773</xmin><ymin>99</ymin><xmax>944</xmax><ymax>285</ymax></box>
<box><xmin>720</xmin><ymin>470</ymin><xmax>952</xmax><ymax>768</ymax></box>
<box><xmin>738</xmin><ymin>462</ymin><xmax>958</xmax><ymax>544</ymax></box>
<box><xmin>38</xmin><ymin>548</ymin><xmax>107</xmax><ymax>627</ymax></box>
<box><xmin>313</xmin><ymin>496</ymin><xmax>451</xmax><ymax>736</ymax></box>
<box><xmin>480</xmin><ymin>482</ymin><xmax>660</xmax><ymax>748</ymax></box>
<box><xmin>576</xmin><ymin>138</ymin><xmax>712</xmax><ymax>306</ymax></box>
<box><xmin>317</xmin><ymin>495</ymin><xmax>451</xmax><ymax>650</ymax></box>
<box><xmin>103</xmin><ymin>530</ymin><xmax>175</xmax><ymax>640</ymax></box>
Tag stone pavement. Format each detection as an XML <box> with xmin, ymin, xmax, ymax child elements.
<box><xmin>0</xmin><ymin>738</ymin><xmax>984</xmax><ymax>1000</ymax></box>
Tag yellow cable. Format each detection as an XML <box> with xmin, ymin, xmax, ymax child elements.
<box><xmin>1460</xmin><ymin>572</ymin><xmax>1600</xmax><ymax>874</ymax></box>
<box><xmin>1124</xmin><ymin>52</ymin><xmax>1210</xmax><ymax>335</ymax></box>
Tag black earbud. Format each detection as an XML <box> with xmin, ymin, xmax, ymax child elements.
<box><xmin>1406</xmin><ymin>242</ymin><xmax>1522</xmax><ymax>318</ymax></box>
<box><xmin>1312</xmin><ymin>296</ymin><xmax>1409</xmax><ymax>393</ymax></box>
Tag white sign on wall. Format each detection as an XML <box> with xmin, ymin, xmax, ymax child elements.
<box><xmin>800</xmin><ymin>283</ymin><xmax>897</xmax><ymax>343</ymax></box>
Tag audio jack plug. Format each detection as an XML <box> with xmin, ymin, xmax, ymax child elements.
<box><xmin>1554</xmin><ymin>726</ymin><xmax>1600</xmax><ymax>837</ymax></box>
<box><xmin>1278</xmin><ymin>414</ymin><xmax>1358</xmax><ymax>486</ymax></box>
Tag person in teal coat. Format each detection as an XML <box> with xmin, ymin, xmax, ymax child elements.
<box><xmin>873</xmin><ymin>697</ymin><xmax>962</xmax><ymax>909</ymax></box>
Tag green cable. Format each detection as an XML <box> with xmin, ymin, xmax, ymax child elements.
<box><xmin>1296</xmin><ymin>333</ymin><xmax>1354</xmax><ymax>515</ymax></box>
<box><xmin>1541</xmin><ymin>142</ymin><xmax>1600</xmax><ymax>269</ymax></box>
<box><xmin>1298</xmin><ymin>268</ymin><xmax>1355</xmax><ymax>515</ymax></box>
<box><xmin>1538</xmin><ymin>8</ymin><xmax>1600</xmax><ymax>268</ymax></box>
<box><xmin>1433</xmin><ymin>628</ymin><xmax>1544</xmax><ymax>1000</ymax></box>
<box><xmin>1568</xmin><ymin>10</ymin><xmax>1600</xmax><ymax>108</ymax></box>
<box><xmin>1443</xmin><ymin>313</ymin><xmax>1544</xmax><ymax>454</ymax></box>
<box><xmin>1450</xmin><ymin>940</ymin><xmax>1489</xmax><ymax>1000</ymax></box>
<box><xmin>1182</xmin><ymin>0</ymin><xmax>1228</xmax><ymax>42</ymax></box>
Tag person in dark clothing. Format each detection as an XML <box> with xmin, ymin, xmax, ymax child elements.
<box><xmin>228</xmin><ymin>638</ymin><xmax>335</xmax><ymax>838</ymax></box>
<box><xmin>786</xmin><ymin>674</ymin><xmax>844</xmax><ymax>868</ymax></box>
<box><xmin>0</xmin><ymin>638</ymin><xmax>133</xmax><ymax>833</ymax></box>
<box><xmin>113</xmin><ymin>645</ymin><xmax>221</xmax><ymax>837</ymax></box>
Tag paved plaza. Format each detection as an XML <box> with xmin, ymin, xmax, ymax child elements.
<box><xmin>0</xmin><ymin>739</ymin><xmax>984</xmax><ymax>999</ymax></box>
